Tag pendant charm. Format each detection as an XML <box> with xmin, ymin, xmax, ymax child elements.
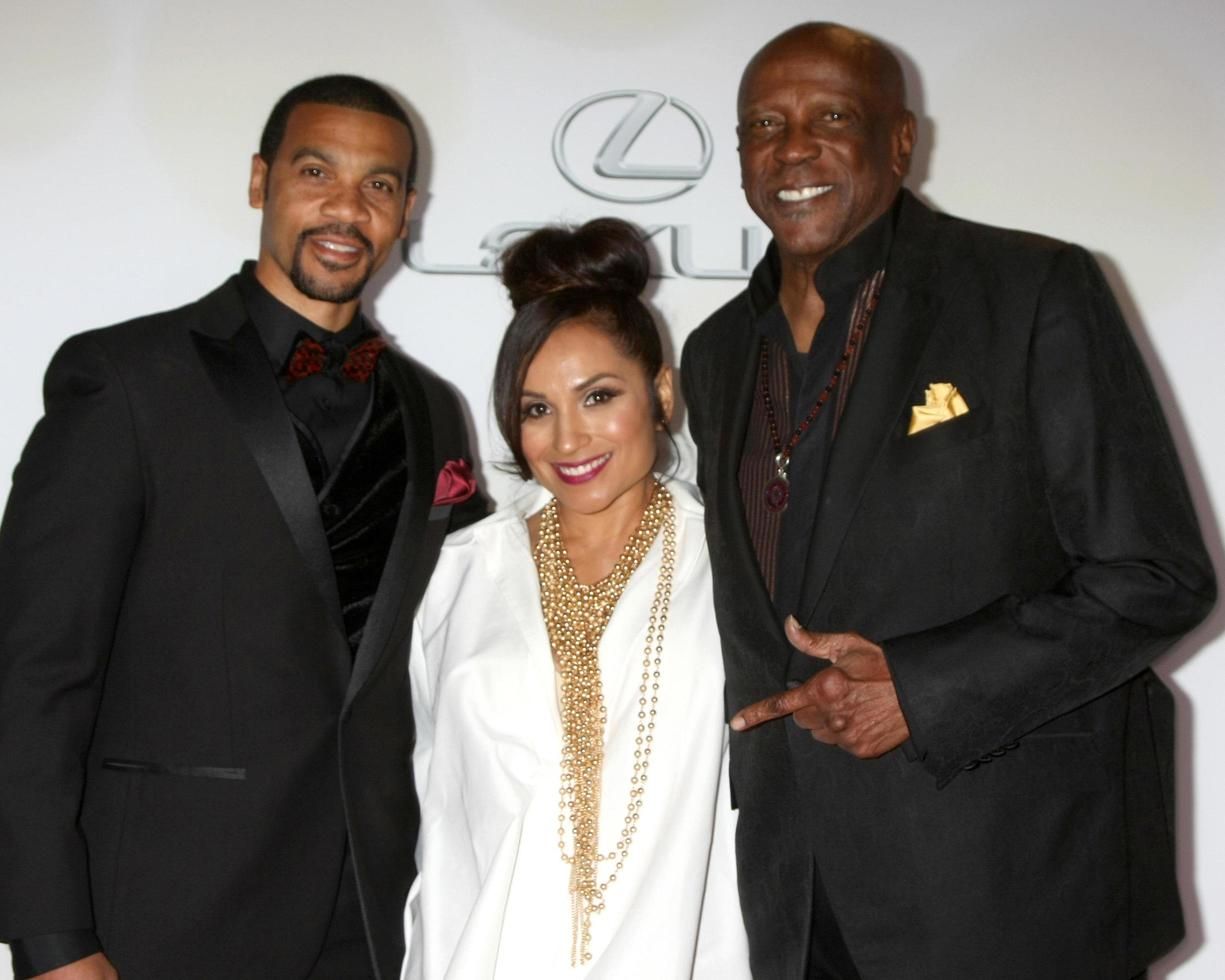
<box><xmin>764</xmin><ymin>475</ymin><xmax>790</xmax><ymax>512</ymax></box>
<box><xmin>765</xmin><ymin>452</ymin><xmax>791</xmax><ymax>512</ymax></box>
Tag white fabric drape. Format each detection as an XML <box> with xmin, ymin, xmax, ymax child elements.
<box><xmin>404</xmin><ymin>479</ymin><xmax>750</xmax><ymax>979</ymax></box>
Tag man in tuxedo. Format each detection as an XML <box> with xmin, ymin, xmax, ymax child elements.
<box><xmin>682</xmin><ymin>23</ymin><xmax>1215</xmax><ymax>980</ymax></box>
<box><xmin>0</xmin><ymin>75</ymin><xmax>484</xmax><ymax>979</ymax></box>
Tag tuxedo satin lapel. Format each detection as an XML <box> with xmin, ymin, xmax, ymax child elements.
<box><xmin>345</xmin><ymin>356</ymin><xmax>435</xmax><ymax>708</ymax></box>
<box><xmin>191</xmin><ymin>321</ymin><xmax>344</xmax><ymax>633</ymax></box>
<box><xmin>798</xmin><ymin>205</ymin><xmax>942</xmax><ymax>624</ymax></box>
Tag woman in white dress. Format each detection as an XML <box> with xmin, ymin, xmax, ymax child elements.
<box><xmin>404</xmin><ymin>219</ymin><xmax>750</xmax><ymax>979</ymax></box>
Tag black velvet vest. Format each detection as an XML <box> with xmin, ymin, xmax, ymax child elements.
<box><xmin>295</xmin><ymin>366</ymin><xmax>408</xmax><ymax>654</ymax></box>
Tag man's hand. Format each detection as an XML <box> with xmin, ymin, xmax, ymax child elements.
<box><xmin>31</xmin><ymin>953</ymin><xmax>118</xmax><ymax>980</ymax></box>
<box><xmin>730</xmin><ymin>616</ymin><xmax>910</xmax><ymax>758</ymax></box>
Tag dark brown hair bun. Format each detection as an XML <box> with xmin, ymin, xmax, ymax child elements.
<box><xmin>500</xmin><ymin>217</ymin><xmax>650</xmax><ymax>310</ymax></box>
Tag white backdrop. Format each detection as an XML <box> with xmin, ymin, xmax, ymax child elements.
<box><xmin>2</xmin><ymin>1</ymin><xmax>1222</xmax><ymax>976</ymax></box>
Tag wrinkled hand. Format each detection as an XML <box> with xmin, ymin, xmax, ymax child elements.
<box><xmin>31</xmin><ymin>953</ymin><xmax>118</xmax><ymax>980</ymax></box>
<box><xmin>730</xmin><ymin>616</ymin><xmax>910</xmax><ymax>759</ymax></box>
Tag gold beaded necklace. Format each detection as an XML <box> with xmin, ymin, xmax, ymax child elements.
<box><xmin>533</xmin><ymin>480</ymin><xmax>675</xmax><ymax>967</ymax></box>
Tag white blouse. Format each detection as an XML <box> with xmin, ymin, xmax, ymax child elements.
<box><xmin>404</xmin><ymin>479</ymin><xmax>750</xmax><ymax>979</ymax></box>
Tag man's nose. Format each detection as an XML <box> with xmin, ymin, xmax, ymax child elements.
<box><xmin>774</xmin><ymin>124</ymin><xmax>822</xmax><ymax>165</ymax></box>
<box><xmin>321</xmin><ymin>182</ymin><xmax>371</xmax><ymax>223</ymax></box>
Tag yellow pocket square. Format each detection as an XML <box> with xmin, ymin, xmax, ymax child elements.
<box><xmin>908</xmin><ymin>382</ymin><xmax>969</xmax><ymax>435</ymax></box>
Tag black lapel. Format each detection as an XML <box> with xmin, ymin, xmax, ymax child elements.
<box><xmin>798</xmin><ymin>195</ymin><xmax>943</xmax><ymax>622</ymax></box>
<box><xmin>191</xmin><ymin>314</ymin><xmax>345</xmax><ymax>634</ymax></box>
<box><xmin>344</xmin><ymin>354</ymin><xmax>436</xmax><ymax>708</ymax></box>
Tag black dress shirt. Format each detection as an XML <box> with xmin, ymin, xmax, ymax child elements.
<box><xmin>238</xmin><ymin>262</ymin><xmax>378</xmax><ymax>485</ymax></box>
<box><xmin>740</xmin><ymin>196</ymin><xmax>898</xmax><ymax>619</ymax></box>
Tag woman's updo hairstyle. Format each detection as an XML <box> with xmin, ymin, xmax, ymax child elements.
<box><xmin>494</xmin><ymin>217</ymin><xmax>665</xmax><ymax>480</ymax></box>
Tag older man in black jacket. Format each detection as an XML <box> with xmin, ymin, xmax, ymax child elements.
<box><xmin>682</xmin><ymin>22</ymin><xmax>1215</xmax><ymax>980</ymax></box>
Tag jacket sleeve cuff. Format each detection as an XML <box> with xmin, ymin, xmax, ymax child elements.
<box><xmin>10</xmin><ymin>930</ymin><xmax>102</xmax><ymax>978</ymax></box>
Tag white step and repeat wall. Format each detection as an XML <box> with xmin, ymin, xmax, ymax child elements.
<box><xmin>2</xmin><ymin>0</ymin><xmax>1222</xmax><ymax>976</ymax></box>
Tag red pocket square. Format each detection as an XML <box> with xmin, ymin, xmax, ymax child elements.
<box><xmin>434</xmin><ymin>459</ymin><xmax>477</xmax><ymax>506</ymax></box>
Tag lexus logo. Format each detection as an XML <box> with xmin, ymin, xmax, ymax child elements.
<box><xmin>552</xmin><ymin>90</ymin><xmax>714</xmax><ymax>204</ymax></box>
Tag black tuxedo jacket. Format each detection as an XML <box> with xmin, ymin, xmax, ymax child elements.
<box><xmin>682</xmin><ymin>192</ymin><xmax>1215</xmax><ymax>980</ymax></box>
<box><xmin>0</xmin><ymin>275</ymin><xmax>483</xmax><ymax>979</ymax></box>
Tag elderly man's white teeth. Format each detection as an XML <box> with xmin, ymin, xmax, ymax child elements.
<box><xmin>777</xmin><ymin>185</ymin><xmax>833</xmax><ymax>202</ymax></box>
<box><xmin>318</xmin><ymin>240</ymin><xmax>361</xmax><ymax>253</ymax></box>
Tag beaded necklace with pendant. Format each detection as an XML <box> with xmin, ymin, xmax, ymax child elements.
<box><xmin>759</xmin><ymin>279</ymin><xmax>881</xmax><ymax>512</ymax></box>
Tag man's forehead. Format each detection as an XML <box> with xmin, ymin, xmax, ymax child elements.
<box><xmin>282</xmin><ymin>102</ymin><xmax>410</xmax><ymax>139</ymax></box>
<box><xmin>278</xmin><ymin>103</ymin><xmax>413</xmax><ymax>157</ymax></box>
<box><xmin>739</xmin><ymin>25</ymin><xmax>902</xmax><ymax>110</ymax></box>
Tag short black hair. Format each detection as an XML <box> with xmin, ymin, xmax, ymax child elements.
<box><xmin>259</xmin><ymin>74</ymin><xmax>418</xmax><ymax>189</ymax></box>
<box><xmin>493</xmin><ymin>218</ymin><xmax>665</xmax><ymax>479</ymax></box>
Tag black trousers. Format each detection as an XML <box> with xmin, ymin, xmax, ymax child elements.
<box><xmin>808</xmin><ymin>857</ymin><xmax>862</xmax><ymax>980</ymax></box>
<box><xmin>805</xmin><ymin>858</ymin><xmax>1152</xmax><ymax>980</ymax></box>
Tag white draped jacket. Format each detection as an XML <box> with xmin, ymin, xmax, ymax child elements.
<box><xmin>404</xmin><ymin>479</ymin><xmax>750</xmax><ymax>979</ymax></box>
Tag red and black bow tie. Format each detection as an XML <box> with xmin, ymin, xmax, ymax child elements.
<box><xmin>284</xmin><ymin>334</ymin><xmax>387</xmax><ymax>384</ymax></box>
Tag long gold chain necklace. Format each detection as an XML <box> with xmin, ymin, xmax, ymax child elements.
<box><xmin>533</xmin><ymin>481</ymin><xmax>675</xmax><ymax>967</ymax></box>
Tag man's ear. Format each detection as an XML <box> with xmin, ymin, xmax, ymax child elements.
<box><xmin>249</xmin><ymin>153</ymin><xmax>269</xmax><ymax>209</ymax></box>
<box><xmin>398</xmin><ymin>188</ymin><xmax>418</xmax><ymax>240</ymax></box>
<box><xmin>892</xmin><ymin>111</ymin><xmax>917</xmax><ymax>179</ymax></box>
